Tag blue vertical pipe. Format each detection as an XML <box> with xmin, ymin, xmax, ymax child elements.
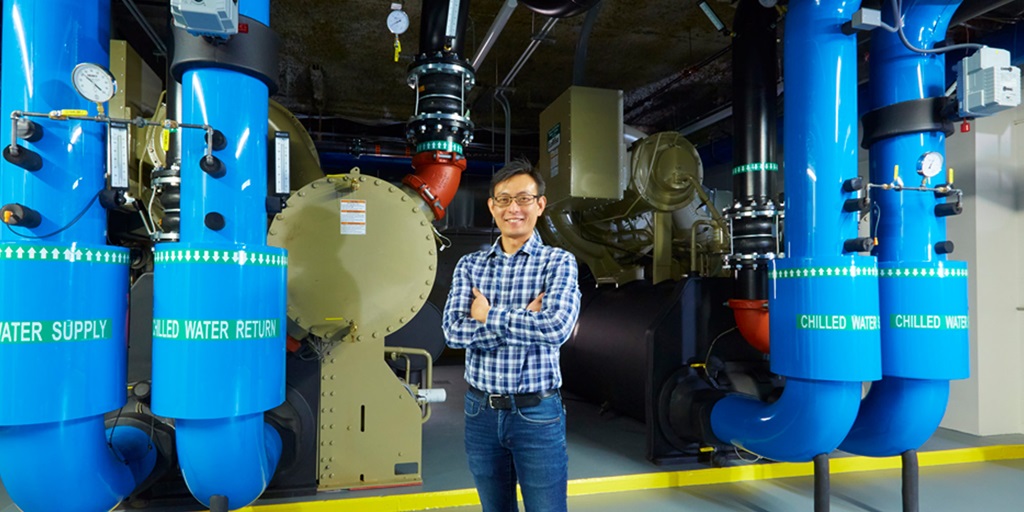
<box><xmin>0</xmin><ymin>1</ymin><xmax>155</xmax><ymax>510</ymax></box>
<box><xmin>839</xmin><ymin>0</ymin><xmax>969</xmax><ymax>457</ymax></box>
<box><xmin>151</xmin><ymin>0</ymin><xmax>286</xmax><ymax>508</ymax></box>
<box><xmin>710</xmin><ymin>0</ymin><xmax>882</xmax><ymax>462</ymax></box>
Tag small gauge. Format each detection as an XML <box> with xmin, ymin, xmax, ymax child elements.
<box><xmin>71</xmin><ymin>63</ymin><xmax>117</xmax><ymax>104</ymax></box>
<box><xmin>387</xmin><ymin>8</ymin><xmax>410</xmax><ymax>35</ymax></box>
<box><xmin>917</xmin><ymin>151</ymin><xmax>944</xmax><ymax>178</ymax></box>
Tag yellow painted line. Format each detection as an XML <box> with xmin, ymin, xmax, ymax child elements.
<box><xmin>240</xmin><ymin>445</ymin><xmax>1024</xmax><ymax>512</ymax></box>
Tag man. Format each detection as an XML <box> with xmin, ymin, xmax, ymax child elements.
<box><xmin>442</xmin><ymin>158</ymin><xmax>581</xmax><ymax>512</ymax></box>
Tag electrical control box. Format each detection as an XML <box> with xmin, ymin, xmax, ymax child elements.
<box><xmin>956</xmin><ymin>46</ymin><xmax>1021</xmax><ymax>118</ymax></box>
<box><xmin>170</xmin><ymin>0</ymin><xmax>239</xmax><ymax>39</ymax></box>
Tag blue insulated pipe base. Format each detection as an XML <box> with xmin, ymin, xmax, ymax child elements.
<box><xmin>839</xmin><ymin>377</ymin><xmax>949</xmax><ymax>457</ymax></box>
<box><xmin>177</xmin><ymin>414</ymin><xmax>283</xmax><ymax>508</ymax></box>
<box><xmin>0</xmin><ymin>416</ymin><xmax>156</xmax><ymax>512</ymax></box>
<box><xmin>711</xmin><ymin>378</ymin><xmax>863</xmax><ymax>462</ymax></box>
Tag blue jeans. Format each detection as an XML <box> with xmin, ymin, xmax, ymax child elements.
<box><xmin>464</xmin><ymin>390</ymin><xmax>568</xmax><ymax>512</ymax></box>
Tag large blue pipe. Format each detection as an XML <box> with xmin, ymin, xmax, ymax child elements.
<box><xmin>152</xmin><ymin>0</ymin><xmax>286</xmax><ymax>508</ymax></box>
<box><xmin>839</xmin><ymin>0</ymin><xmax>969</xmax><ymax>457</ymax></box>
<box><xmin>0</xmin><ymin>1</ymin><xmax>155</xmax><ymax>510</ymax></box>
<box><xmin>710</xmin><ymin>0</ymin><xmax>882</xmax><ymax>462</ymax></box>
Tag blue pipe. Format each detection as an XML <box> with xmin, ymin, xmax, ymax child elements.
<box><xmin>0</xmin><ymin>1</ymin><xmax>155</xmax><ymax>510</ymax></box>
<box><xmin>710</xmin><ymin>0</ymin><xmax>882</xmax><ymax>462</ymax></box>
<box><xmin>839</xmin><ymin>0</ymin><xmax>969</xmax><ymax>457</ymax></box>
<box><xmin>152</xmin><ymin>0</ymin><xmax>286</xmax><ymax>508</ymax></box>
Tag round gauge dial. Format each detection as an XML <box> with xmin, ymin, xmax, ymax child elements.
<box><xmin>71</xmin><ymin>63</ymin><xmax>117</xmax><ymax>104</ymax></box>
<box><xmin>387</xmin><ymin>9</ymin><xmax>410</xmax><ymax>35</ymax></box>
<box><xmin>917</xmin><ymin>151</ymin><xmax>944</xmax><ymax>178</ymax></box>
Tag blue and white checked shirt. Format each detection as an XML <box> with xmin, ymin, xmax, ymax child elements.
<box><xmin>442</xmin><ymin>233</ymin><xmax>581</xmax><ymax>395</ymax></box>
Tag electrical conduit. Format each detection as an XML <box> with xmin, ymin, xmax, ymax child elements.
<box><xmin>709</xmin><ymin>0</ymin><xmax>882</xmax><ymax>461</ymax></box>
<box><xmin>0</xmin><ymin>1</ymin><xmax>156</xmax><ymax>510</ymax></box>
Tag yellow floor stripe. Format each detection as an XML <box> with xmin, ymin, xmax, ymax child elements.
<box><xmin>240</xmin><ymin>444</ymin><xmax>1024</xmax><ymax>512</ymax></box>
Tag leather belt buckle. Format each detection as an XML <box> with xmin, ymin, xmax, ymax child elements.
<box><xmin>488</xmin><ymin>394</ymin><xmax>512</xmax><ymax>410</ymax></box>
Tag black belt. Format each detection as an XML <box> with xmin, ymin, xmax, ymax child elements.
<box><xmin>468</xmin><ymin>386</ymin><xmax>558</xmax><ymax>410</ymax></box>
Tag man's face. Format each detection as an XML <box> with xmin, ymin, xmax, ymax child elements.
<box><xmin>487</xmin><ymin>174</ymin><xmax>547</xmax><ymax>242</ymax></box>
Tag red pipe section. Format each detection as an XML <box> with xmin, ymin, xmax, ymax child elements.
<box><xmin>728</xmin><ymin>298</ymin><xmax>770</xmax><ymax>353</ymax></box>
<box><xmin>403</xmin><ymin>150</ymin><xmax>467</xmax><ymax>220</ymax></box>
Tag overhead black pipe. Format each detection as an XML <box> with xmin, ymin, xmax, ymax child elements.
<box><xmin>572</xmin><ymin>0</ymin><xmax>604</xmax><ymax>86</ymax></box>
<box><xmin>519</xmin><ymin>0</ymin><xmax>601</xmax><ymax>18</ymax></box>
<box><xmin>418</xmin><ymin>0</ymin><xmax>471</xmax><ymax>57</ymax></box>
<box><xmin>729</xmin><ymin>0</ymin><xmax>779</xmax><ymax>301</ymax></box>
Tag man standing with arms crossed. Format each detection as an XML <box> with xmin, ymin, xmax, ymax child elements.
<box><xmin>442</xmin><ymin>158</ymin><xmax>581</xmax><ymax>512</ymax></box>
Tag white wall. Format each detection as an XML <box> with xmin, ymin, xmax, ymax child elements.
<box><xmin>943</xmin><ymin>105</ymin><xmax>1024</xmax><ymax>436</ymax></box>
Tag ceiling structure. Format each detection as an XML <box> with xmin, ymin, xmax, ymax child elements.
<box><xmin>115</xmin><ymin>0</ymin><xmax>1024</xmax><ymax>163</ymax></box>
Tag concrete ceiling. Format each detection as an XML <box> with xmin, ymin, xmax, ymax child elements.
<box><xmin>115</xmin><ymin>0</ymin><xmax>1024</xmax><ymax>159</ymax></box>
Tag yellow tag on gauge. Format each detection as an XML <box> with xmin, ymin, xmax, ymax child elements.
<box><xmin>161</xmin><ymin>129</ymin><xmax>170</xmax><ymax>152</ymax></box>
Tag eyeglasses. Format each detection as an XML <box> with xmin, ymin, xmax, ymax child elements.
<box><xmin>492</xmin><ymin>194</ymin><xmax>540</xmax><ymax>207</ymax></box>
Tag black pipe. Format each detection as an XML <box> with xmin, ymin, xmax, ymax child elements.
<box><xmin>731</xmin><ymin>0</ymin><xmax>779</xmax><ymax>299</ymax></box>
<box><xmin>572</xmin><ymin>1</ymin><xmax>604</xmax><ymax>86</ymax></box>
<box><xmin>520</xmin><ymin>0</ymin><xmax>600</xmax><ymax>18</ymax></box>
<box><xmin>814</xmin><ymin>453</ymin><xmax>830</xmax><ymax>512</ymax></box>
<box><xmin>418</xmin><ymin>0</ymin><xmax>471</xmax><ymax>57</ymax></box>
<box><xmin>902</xmin><ymin>449</ymin><xmax>919</xmax><ymax>512</ymax></box>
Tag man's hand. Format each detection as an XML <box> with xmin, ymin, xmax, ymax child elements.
<box><xmin>471</xmin><ymin>287</ymin><xmax>491</xmax><ymax>323</ymax></box>
<box><xmin>527</xmin><ymin>292</ymin><xmax>545</xmax><ymax>312</ymax></box>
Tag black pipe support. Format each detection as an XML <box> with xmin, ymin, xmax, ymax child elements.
<box><xmin>934</xmin><ymin>241</ymin><xmax>955</xmax><ymax>255</ymax></box>
<box><xmin>0</xmin><ymin>203</ymin><xmax>42</xmax><ymax>228</ymax></box>
<box><xmin>844</xmin><ymin>237</ymin><xmax>875</xmax><ymax>253</ymax></box>
<box><xmin>2</xmin><ymin>145</ymin><xmax>43</xmax><ymax>172</ymax></box>
<box><xmin>842</xmin><ymin>176</ymin><xmax>864</xmax><ymax>192</ymax></box>
<box><xmin>935</xmin><ymin>202</ymin><xmax>962</xmax><ymax>217</ymax></box>
<box><xmin>843</xmin><ymin>196</ymin><xmax>870</xmax><ymax>213</ymax></box>
<box><xmin>902</xmin><ymin>449</ymin><xmax>919</xmax><ymax>512</ymax></box>
<box><xmin>814</xmin><ymin>453</ymin><xmax>830</xmax><ymax>512</ymax></box>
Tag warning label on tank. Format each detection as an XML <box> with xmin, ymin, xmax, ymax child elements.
<box><xmin>340</xmin><ymin>199</ymin><xmax>367</xmax><ymax>235</ymax></box>
<box><xmin>152</xmin><ymin>318</ymin><xmax>280</xmax><ymax>341</ymax></box>
<box><xmin>0</xmin><ymin>319</ymin><xmax>112</xmax><ymax>343</ymax></box>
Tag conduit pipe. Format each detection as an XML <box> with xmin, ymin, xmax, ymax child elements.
<box><xmin>708</xmin><ymin>0</ymin><xmax>882</xmax><ymax>462</ymax></box>
<box><xmin>152</xmin><ymin>0</ymin><xmax>286</xmax><ymax>508</ymax></box>
<box><xmin>471</xmin><ymin>0</ymin><xmax>517</xmax><ymax>71</ymax></box>
<box><xmin>0</xmin><ymin>1</ymin><xmax>156</xmax><ymax>510</ymax></box>
<box><xmin>839</xmin><ymin>0</ymin><xmax>968</xmax><ymax>457</ymax></box>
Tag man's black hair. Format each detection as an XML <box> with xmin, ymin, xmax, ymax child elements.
<box><xmin>490</xmin><ymin>157</ymin><xmax>546</xmax><ymax>197</ymax></box>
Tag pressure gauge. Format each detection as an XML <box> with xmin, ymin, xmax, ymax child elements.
<box><xmin>71</xmin><ymin>63</ymin><xmax>117</xmax><ymax>104</ymax></box>
<box><xmin>917</xmin><ymin>151</ymin><xmax>944</xmax><ymax>178</ymax></box>
<box><xmin>387</xmin><ymin>7</ymin><xmax>410</xmax><ymax>35</ymax></box>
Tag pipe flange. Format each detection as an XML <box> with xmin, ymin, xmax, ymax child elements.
<box><xmin>407</xmin><ymin>62</ymin><xmax>476</xmax><ymax>89</ymax></box>
<box><xmin>170</xmin><ymin>15</ymin><xmax>280</xmax><ymax>94</ymax></box>
<box><xmin>152</xmin><ymin>175</ymin><xmax>181</xmax><ymax>187</ymax></box>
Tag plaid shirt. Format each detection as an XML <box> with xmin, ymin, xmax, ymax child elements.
<box><xmin>442</xmin><ymin>233</ymin><xmax>581</xmax><ymax>395</ymax></box>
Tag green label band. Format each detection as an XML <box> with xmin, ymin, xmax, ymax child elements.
<box><xmin>416</xmin><ymin>141</ymin><xmax>464</xmax><ymax>154</ymax></box>
<box><xmin>154</xmin><ymin>249</ymin><xmax>287</xmax><ymax>267</ymax></box>
<box><xmin>153</xmin><ymin>319</ymin><xmax>280</xmax><ymax>341</ymax></box>
<box><xmin>732</xmin><ymin>162</ymin><xmax>779</xmax><ymax>175</ymax></box>
<box><xmin>0</xmin><ymin>244</ymin><xmax>128</xmax><ymax>264</ymax></box>
<box><xmin>0</xmin><ymin>319</ymin><xmax>112</xmax><ymax>343</ymax></box>
<box><xmin>889</xmin><ymin>314</ymin><xmax>969</xmax><ymax>330</ymax></box>
<box><xmin>880</xmin><ymin>267</ymin><xmax>968</xmax><ymax>278</ymax></box>
<box><xmin>797</xmin><ymin>314</ymin><xmax>880</xmax><ymax>331</ymax></box>
<box><xmin>772</xmin><ymin>267</ymin><xmax>878</xmax><ymax>279</ymax></box>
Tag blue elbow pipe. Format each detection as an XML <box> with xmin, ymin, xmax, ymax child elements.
<box><xmin>712</xmin><ymin>379</ymin><xmax>864</xmax><ymax>462</ymax></box>
<box><xmin>840</xmin><ymin>377</ymin><xmax>949</xmax><ymax>456</ymax></box>
<box><xmin>176</xmin><ymin>414</ymin><xmax>283</xmax><ymax>507</ymax></box>
<box><xmin>710</xmin><ymin>0</ymin><xmax>881</xmax><ymax>461</ymax></box>
<box><xmin>0</xmin><ymin>416</ymin><xmax>156</xmax><ymax>512</ymax></box>
<box><xmin>840</xmin><ymin>0</ymin><xmax>969</xmax><ymax>457</ymax></box>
